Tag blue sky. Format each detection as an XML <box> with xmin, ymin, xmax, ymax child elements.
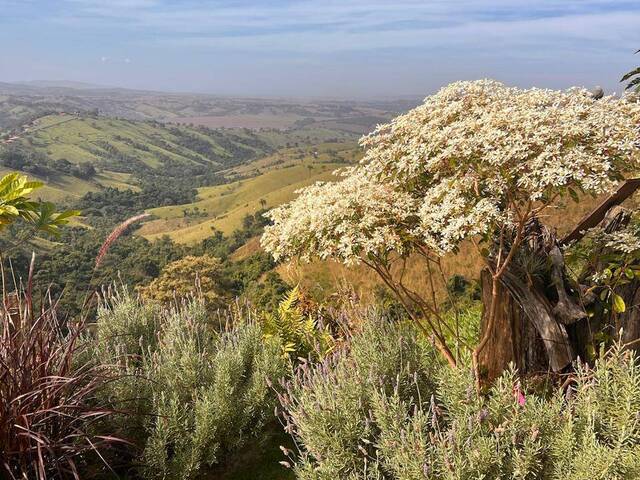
<box><xmin>0</xmin><ymin>0</ymin><xmax>639</xmax><ymax>98</ymax></box>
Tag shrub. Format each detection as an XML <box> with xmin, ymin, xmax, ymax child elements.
<box><xmin>138</xmin><ymin>255</ymin><xmax>228</xmax><ymax>310</ymax></box>
<box><xmin>90</xmin><ymin>289</ymin><xmax>161</xmax><ymax>452</ymax></box>
<box><xmin>281</xmin><ymin>314</ymin><xmax>640</xmax><ymax>479</ymax></box>
<box><xmin>93</xmin><ymin>291</ymin><xmax>288</xmax><ymax>480</ymax></box>
<box><xmin>279</xmin><ymin>315</ymin><xmax>440</xmax><ymax>478</ymax></box>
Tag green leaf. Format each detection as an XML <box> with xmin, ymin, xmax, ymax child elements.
<box><xmin>625</xmin><ymin>76</ymin><xmax>640</xmax><ymax>91</ymax></box>
<box><xmin>568</xmin><ymin>187</ymin><xmax>579</xmax><ymax>203</ymax></box>
<box><xmin>621</xmin><ymin>67</ymin><xmax>640</xmax><ymax>82</ymax></box>
<box><xmin>53</xmin><ymin>210</ymin><xmax>81</xmax><ymax>224</ymax></box>
<box><xmin>613</xmin><ymin>294</ymin><xmax>626</xmax><ymax>314</ymax></box>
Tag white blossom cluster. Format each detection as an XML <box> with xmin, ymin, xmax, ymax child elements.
<box><xmin>262</xmin><ymin>80</ymin><xmax>640</xmax><ymax>264</ymax></box>
<box><xmin>262</xmin><ymin>169</ymin><xmax>417</xmax><ymax>264</ymax></box>
<box><xmin>605</xmin><ymin>230</ymin><xmax>640</xmax><ymax>254</ymax></box>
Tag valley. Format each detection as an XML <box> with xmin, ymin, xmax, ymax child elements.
<box><xmin>0</xmin><ymin>83</ymin><xmax>390</xmax><ymax>238</ymax></box>
<box><xmin>139</xmin><ymin>142</ymin><xmax>358</xmax><ymax>241</ymax></box>
<box><xmin>0</xmin><ymin>84</ymin><xmax>399</xmax><ymax>322</ymax></box>
<box><xmin>0</xmin><ymin>86</ymin><xmax>612</xmax><ymax>311</ymax></box>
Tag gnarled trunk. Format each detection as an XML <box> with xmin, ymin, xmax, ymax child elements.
<box><xmin>478</xmin><ymin>203</ymin><xmax>640</xmax><ymax>381</ymax></box>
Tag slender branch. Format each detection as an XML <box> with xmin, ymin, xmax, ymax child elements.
<box><xmin>364</xmin><ymin>258</ymin><xmax>457</xmax><ymax>367</ymax></box>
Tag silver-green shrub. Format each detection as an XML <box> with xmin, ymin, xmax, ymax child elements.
<box><xmin>93</xmin><ymin>290</ymin><xmax>288</xmax><ymax>479</ymax></box>
<box><xmin>280</xmin><ymin>316</ymin><xmax>440</xmax><ymax>479</ymax></box>
<box><xmin>283</xmin><ymin>316</ymin><xmax>640</xmax><ymax>480</ymax></box>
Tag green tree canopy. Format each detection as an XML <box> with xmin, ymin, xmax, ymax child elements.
<box><xmin>139</xmin><ymin>254</ymin><xmax>227</xmax><ymax>309</ymax></box>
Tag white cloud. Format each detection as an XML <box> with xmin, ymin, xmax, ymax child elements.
<box><xmin>53</xmin><ymin>0</ymin><xmax>638</xmax><ymax>36</ymax></box>
<box><xmin>43</xmin><ymin>0</ymin><xmax>637</xmax><ymax>64</ymax></box>
<box><xmin>145</xmin><ymin>9</ymin><xmax>640</xmax><ymax>56</ymax></box>
<box><xmin>4</xmin><ymin>0</ymin><xmax>637</xmax><ymax>96</ymax></box>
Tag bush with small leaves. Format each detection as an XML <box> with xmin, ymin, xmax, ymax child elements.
<box><xmin>282</xmin><ymin>313</ymin><xmax>640</xmax><ymax>479</ymax></box>
<box><xmin>92</xmin><ymin>291</ymin><xmax>288</xmax><ymax>480</ymax></box>
<box><xmin>279</xmin><ymin>315</ymin><xmax>440</xmax><ymax>479</ymax></box>
<box><xmin>138</xmin><ymin>255</ymin><xmax>228</xmax><ymax>310</ymax></box>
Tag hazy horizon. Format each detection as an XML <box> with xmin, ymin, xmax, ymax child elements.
<box><xmin>1</xmin><ymin>0</ymin><xmax>639</xmax><ymax>99</ymax></box>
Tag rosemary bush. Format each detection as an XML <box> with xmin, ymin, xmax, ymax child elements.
<box><xmin>282</xmin><ymin>314</ymin><xmax>640</xmax><ymax>479</ymax></box>
<box><xmin>93</xmin><ymin>290</ymin><xmax>288</xmax><ymax>479</ymax></box>
<box><xmin>280</xmin><ymin>316</ymin><xmax>440</xmax><ymax>479</ymax></box>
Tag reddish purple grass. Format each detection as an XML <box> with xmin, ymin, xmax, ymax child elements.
<box><xmin>0</xmin><ymin>262</ymin><xmax>121</xmax><ymax>479</ymax></box>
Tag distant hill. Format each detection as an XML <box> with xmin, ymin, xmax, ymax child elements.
<box><xmin>0</xmin><ymin>81</ymin><xmax>418</xmax><ymax>131</ymax></box>
<box><xmin>15</xmin><ymin>80</ymin><xmax>108</xmax><ymax>90</ymax></box>
<box><xmin>138</xmin><ymin>141</ymin><xmax>360</xmax><ymax>242</ymax></box>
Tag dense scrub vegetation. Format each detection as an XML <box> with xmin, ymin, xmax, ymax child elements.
<box><xmin>77</xmin><ymin>185</ymin><xmax>198</xmax><ymax>223</ymax></box>
<box><xmin>6</xmin><ymin>207</ymin><xmax>286</xmax><ymax>318</ymax></box>
<box><xmin>91</xmin><ymin>291</ymin><xmax>288</xmax><ymax>479</ymax></box>
<box><xmin>0</xmin><ymin>147</ymin><xmax>97</xmax><ymax>179</ymax></box>
<box><xmin>283</xmin><ymin>318</ymin><xmax>640</xmax><ymax>479</ymax></box>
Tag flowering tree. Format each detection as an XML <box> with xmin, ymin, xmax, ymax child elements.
<box><xmin>262</xmin><ymin>80</ymin><xmax>640</xmax><ymax>379</ymax></box>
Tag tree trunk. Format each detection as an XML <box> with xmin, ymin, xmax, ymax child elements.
<box><xmin>478</xmin><ymin>207</ymin><xmax>640</xmax><ymax>382</ymax></box>
<box><xmin>478</xmin><ymin>269</ymin><xmax>550</xmax><ymax>380</ymax></box>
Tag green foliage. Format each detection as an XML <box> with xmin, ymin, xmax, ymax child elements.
<box><xmin>565</xmin><ymin>220</ymin><xmax>640</xmax><ymax>355</ymax></box>
<box><xmin>621</xmin><ymin>50</ymin><xmax>640</xmax><ymax>93</ymax></box>
<box><xmin>92</xmin><ymin>291</ymin><xmax>288</xmax><ymax>480</ymax></box>
<box><xmin>0</xmin><ymin>172</ymin><xmax>77</xmax><ymax>234</ymax></box>
<box><xmin>0</xmin><ymin>147</ymin><xmax>96</xmax><ymax>180</ymax></box>
<box><xmin>139</xmin><ymin>254</ymin><xmax>227</xmax><ymax>309</ymax></box>
<box><xmin>263</xmin><ymin>286</ymin><xmax>334</xmax><ymax>360</ymax></box>
<box><xmin>29</xmin><ymin>230</ymin><xmax>183</xmax><ymax>318</ymax></box>
<box><xmin>280</xmin><ymin>316</ymin><xmax>440</xmax><ymax>478</ymax></box>
<box><xmin>283</xmin><ymin>315</ymin><xmax>640</xmax><ymax>479</ymax></box>
<box><xmin>14</xmin><ymin>207</ymin><xmax>286</xmax><ymax>319</ymax></box>
<box><xmin>78</xmin><ymin>184</ymin><xmax>197</xmax><ymax>224</ymax></box>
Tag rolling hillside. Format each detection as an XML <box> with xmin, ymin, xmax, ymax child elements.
<box><xmin>0</xmin><ymin>110</ymin><xmax>366</xmax><ymax>247</ymax></box>
<box><xmin>138</xmin><ymin>142</ymin><xmax>359</xmax><ymax>242</ymax></box>
<box><xmin>0</xmin><ymin>82</ymin><xmax>418</xmax><ymax>131</ymax></box>
<box><xmin>0</xmin><ymin>113</ymin><xmax>276</xmax><ymax>200</ymax></box>
<box><xmin>14</xmin><ymin>114</ymin><xmax>272</xmax><ymax>167</ymax></box>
